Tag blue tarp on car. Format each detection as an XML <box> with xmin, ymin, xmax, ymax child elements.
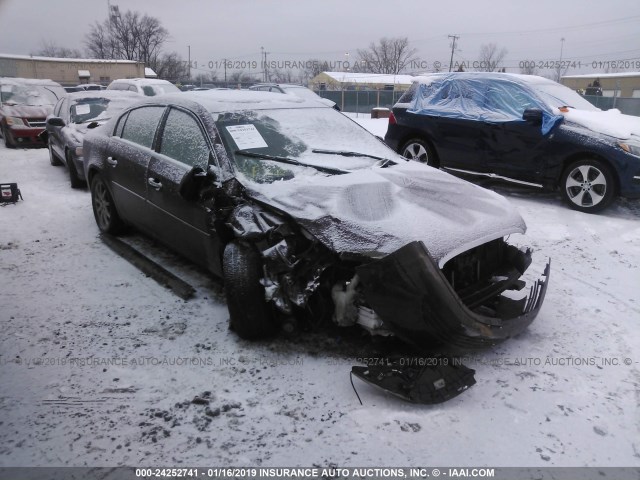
<box><xmin>407</xmin><ymin>74</ymin><xmax>563</xmax><ymax>135</ymax></box>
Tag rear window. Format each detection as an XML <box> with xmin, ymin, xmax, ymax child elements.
<box><xmin>396</xmin><ymin>82</ymin><xmax>418</xmax><ymax>104</ymax></box>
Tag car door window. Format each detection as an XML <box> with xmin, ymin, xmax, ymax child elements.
<box><xmin>159</xmin><ymin>108</ymin><xmax>210</xmax><ymax>167</ymax></box>
<box><xmin>114</xmin><ymin>111</ymin><xmax>129</xmax><ymax>137</ymax></box>
<box><xmin>485</xmin><ymin>82</ymin><xmax>537</xmax><ymax>117</ymax></box>
<box><xmin>120</xmin><ymin>106</ymin><xmax>165</xmax><ymax>149</ymax></box>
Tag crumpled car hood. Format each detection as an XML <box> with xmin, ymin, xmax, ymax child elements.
<box><xmin>1</xmin><ymin>104</ymin><xmax>52</xmax><ymax>119</ymax></box>
<box><xmin>243</xmin><ymin>160</ymin><xmax>526</xmax><ymax>267</ymax></box>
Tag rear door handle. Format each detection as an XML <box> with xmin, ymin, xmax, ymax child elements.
<box><xmin>148</xmin><ymin>178</ymin><xmax>162</xmax><ymax>190</ymax></box>
<box><xmin>106</xmin><ymin>156</ymin><xmax>117</xmax><ymax>167</ymax></box>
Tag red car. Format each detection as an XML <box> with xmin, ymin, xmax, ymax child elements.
<box><xmin>0</xmin><ymin>78</ymin><xmax>66</xmax><ymax>148</ymax></box>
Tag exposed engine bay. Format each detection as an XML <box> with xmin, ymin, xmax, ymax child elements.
<box><xmin>205</xmin><ymin>178</ymin><xmax>550</xmax><ymax>404</ymax></box>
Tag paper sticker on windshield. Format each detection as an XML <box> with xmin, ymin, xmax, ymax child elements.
<box><xmin>75</xmin><ymin>104</ymin><xmax>91</xmax><ymax>115</ymax></box>
<box><xmin>225</xmin><ymin>124</ymin><xmax>267</xmax><ymax>150</ymax></box>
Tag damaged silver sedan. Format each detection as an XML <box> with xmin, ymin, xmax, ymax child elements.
<box><xmin>83</xmin><ymin>90</ymin><xmax>550</xmax><ymax>403</ymax></box>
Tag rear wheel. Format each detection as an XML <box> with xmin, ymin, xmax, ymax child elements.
<box><xmin>561</xmin><ymin>159</ymin><xmax>615</xmax><ymax>213</ymax></box>
<box><xmin>90</xmin><ymin>174</ymin><xmax>123</xmax><ymax>234</ymax></box>
<box><xmin>48</xmin><ymin>140</ymin><xmax>62</xmax><ymax>166</ymax></box>
<box><xmin>401</xmin><ymin>138</ymin><xmax>436</xmax><ymax>166</ymax></box>
<box><xmin>66</xmin><ymin>150</ymin><xmax>86</xmax><ymax>189</ymax></box>
<box><xmin>222</xmin><ymin>241</ymin><xmax>277</xmax><ymax>339</ymax></box>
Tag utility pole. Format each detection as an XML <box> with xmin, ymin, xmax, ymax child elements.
<box><xmin>264</xmin><ymin>49</ymin><xmax>269</xmax><ymax>82</ymax></box>
<box><xmin>223</xmin><ymin>58</ymin><xmax>227</xmax><ymax>85</ymax></box>
<box><xmin>188</xmin><ymin>45</ymin><xmax>191</xmax><ymax>82</ymax></box>
<box><xmin>448</xmin><ymin>35</ymin><xmax>459</xmax><ymax>72</ymax></box>
<box><xmin>557</xmin><ymin>37</ymin><xmax>565</xmax><ymax>82</ymax></box>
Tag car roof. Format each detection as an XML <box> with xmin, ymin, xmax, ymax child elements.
<box><xmin>135</xmin><ymin>89</ymin><xmax>330</xmax><ymax>113</ymax></box>
<box><xmin>111</xmin><ymin>78</ymin><xmax>175</xmax><ymax>85</ymax></box>
<box><xmin>0</xmin><ymin>77</ymin><xmax>63</xmax><ymax>87</ymax></box>
<box><xmin>65</xmin><ymin>90</ymin><xmax>140</xmax><ymax>101</ymax></box>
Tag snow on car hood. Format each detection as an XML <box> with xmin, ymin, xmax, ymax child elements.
<box><xmin>1</xmin><ymin>104</ymin><xmax>52</xmax><ymax>119</ymax></box>
<box><xmin>557</xmin><ymin>107</ymin><xmax>640</xmax><ymax>140</ymax></box>
<box><xmin>243</xmin><ymin>161</ymin><xmax>526</xmax><ymax>267</ymax></box>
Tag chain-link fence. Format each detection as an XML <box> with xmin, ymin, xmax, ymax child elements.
<box><xmin>315</xmin><ymin>90</ymin><xmax>406</xmax><ymax>114</ymax></box>
<box><xmin>583</xmin><ymin>95</ymin><xmax>640</xmax><ymax>116</ymax></box>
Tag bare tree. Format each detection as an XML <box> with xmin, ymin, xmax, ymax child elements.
<box><xmin>85</xmin><ymin>21</ymin><xmax>115</xmax><ymax>59</ymax></box>
<box><xmin>193</xmin><ymin>71</ymin><xmax>219</xmax><ymax>86</ymax></box>
<box><xmin>229</xmin><ymin>70</ymin><xmax>256</xmax><ymax>85</ymax></box>
<box><xmin>270</xmin><ymin>68</ymin><xmax>295</xmax><ymax>84</ymax></box>
<box><xmin>84</xmin><ymin>9</ymin><xmax>169</xmax><ymax>73</ymax></box>
<box><xmin>33</xmin><ymin>40</ymin><xmax>82</xmax><ymax>58</ymax></box>
<box><xmin>477</xmin><ymin>43</ymin><xmax>508</xmax><ymax>72</ymax></box>
<box><xmin>299</xmin><ymin>58</ymin><xmax>326</xmax><ymax>83</ymax></box>
<box><xmin>356</xmin><ymin>37</ymin><xmax>418</xmax><ymax>74</ymax></box>
<box><xmin>520</xmin><ymin>63</ymin><xmax>539</xmax><ymax>75</ymax></box>
<box><xmin>154</xmin><ymin>52</ymin><xmax>189</xmax><ymax>83</ymax></box>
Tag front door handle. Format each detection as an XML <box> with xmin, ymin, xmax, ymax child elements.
<box><xmin>106</xmin><ymin>156</ymin><xmax>117</xmax><ymax>167</ymax></box>
<box><xmin>148</xmin><ymin>178</ymin><xmax>162</xmax><ymax>190</ymax></box>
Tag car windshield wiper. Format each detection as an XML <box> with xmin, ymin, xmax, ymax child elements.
<box><xmin>311</xmin><ymin>148</ymin><xmax>398</xmax><ymax>168</ymax></box>
<box><xmin>235</xmin><ymin>150</ymin><xmax>349</xmax><ymax>175</ymax></box>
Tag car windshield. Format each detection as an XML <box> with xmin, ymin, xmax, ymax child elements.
<box><xmin>141</xmin><ymin>83</ymin><xmax>180</xmax><ymax>96</ymax></box>
<box><xmin>0</xmin><ymin>84</ymin><xmax>65</xmax><ymax>106</ymax></box>
<box><xmin>533</xmin><ymin>82</ymin><xmax>599</xmax><ymax>111</ymax></box>
<box><xmin>70</xmin><ymin>96</ymin><xmax>133</xmax><ymax>124</ymax></box>
<box><xmin>214</xmin><ymin>107</ymin><xmax>398</xmax><ymax>184</ymax></box>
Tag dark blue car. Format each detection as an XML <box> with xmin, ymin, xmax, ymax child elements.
<box><xmin>385</xmin><ymin>72</ymin><xmax>640</xmax><ymax>213</ymax></box>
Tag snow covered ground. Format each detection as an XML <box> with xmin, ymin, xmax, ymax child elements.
<box><xmin>1</xmin><ymin>119</ymin><xmax>639</xmax><ymax>468</ymax></box>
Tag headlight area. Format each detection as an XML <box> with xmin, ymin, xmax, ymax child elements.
<box><xmin>5</xmin><ymin>116</ymin><xmax>27</xmax><ymax>127</ymax></box>
<box><xmin>225</xmin><ymin>202</ymin><xmax>549</xmax><ymax>404</ymax></box>
<box><xmin>356</xmin><ymin>240</ymin><xmax>550</xmax><ymax>354</ymax></box>
<box><xmin>618</xmin><ymin>141</ymin><xmax>640</xmax><ymax>157</ymax></box>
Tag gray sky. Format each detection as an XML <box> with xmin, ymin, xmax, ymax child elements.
<box><xmin>1</xmin><ymin>0</ymin><xmax>639</xmax><ymax>77</ymax></box>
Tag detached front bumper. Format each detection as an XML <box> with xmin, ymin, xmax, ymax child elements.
<box><xmin>356</xmin><ymin>241</ymin><xmax>550</xmax><ymax>355</ymax></box>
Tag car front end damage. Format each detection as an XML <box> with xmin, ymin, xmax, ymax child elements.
<box><xmin>220</xmin><ymin>189</ymin><xmax>550</xmax><ymax>404</ymax></box>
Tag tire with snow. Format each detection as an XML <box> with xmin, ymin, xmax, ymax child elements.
<box><xmin>561</xmin><ymin>158</ymin><xmax>615</xmax><ymax>213</ymax></box>
<box><xmin>3</xmin><ymin>125</ymin><xmax>15</xmax><ymax>149</ymax></box>
<box><xmin>48</xmin><ymin>139</ymin><xmax>62</xmax><ymax>165</ymax></box>
<box><xmin>66</xmin><ymin>150</ymin><xmax>86</xmax><ymax>189</ymax></box>
<box><xmin>401</xmin><ymin>138</ymin><xmax>436</xmax><ymax>166</ymax></box>
<box><xmin>222</xmin><ymin>241</ymin><xmax>276</xmax><ymax>339</ymax></box>
<box><xmin>90</xmin><ymin>174</ymin><xmax>123</xmax><ymax>234</ymax></box>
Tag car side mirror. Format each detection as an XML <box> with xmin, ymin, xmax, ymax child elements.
<box><xmin>522</xmin><ymin>108</ymin><xmax>543</xmax><ymax>124</ymax></box>
<box><xmin>179</xmin><ymin>165</ymin><xmax>210</xmax><ymax>201</ymax></box>
<box><xmin>47</xmin><ymin>117</ymin><xmax>65</xmax><ymax>127</ymax></box>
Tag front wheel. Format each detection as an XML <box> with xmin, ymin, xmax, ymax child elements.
<box><xmin>561</xmin><ymin>159</ymin><xmax>615</xmax><ymax>213</ymax></box>
<box><xmin>222</xmin><ymin>241</ymin><xmax>276</xmax><ymax>339</ymax></box>
<box><xmin>90</xmin><ymin>174</ymin><xmax>123</xmax><ymax>233</ymax></box>
<box><xmin>401</xmin><ymin>138</ymin><xmax>436</xmax><ymax>166</ymax></box>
